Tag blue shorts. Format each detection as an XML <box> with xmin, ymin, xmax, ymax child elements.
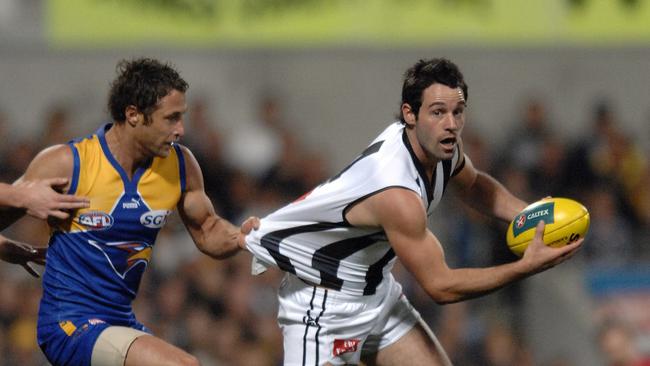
<box><xmin>37</xmin><ymin>318</ymin><xmax>150</xmax><ymax>366</ymax></box>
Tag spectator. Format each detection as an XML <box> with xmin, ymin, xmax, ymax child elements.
<box><xmin>225</xmin><ymin>94</ymin><xmax>285</xmax><ymax>179</ymax></box>
<box><xmin>499</xmin><ymin>96</ymin><xmax>552</xmax><ymax>173</ymax></box>
<box><xmin>597</xmin><ymin>320</ymin><xmax>650</xmax><ymax>366</ymax></box>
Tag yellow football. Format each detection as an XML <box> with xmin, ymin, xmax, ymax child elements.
<box><xmin>506</xmin><ymin>197</ymin><xmax>590</xmax><ymax>257</ymax></box>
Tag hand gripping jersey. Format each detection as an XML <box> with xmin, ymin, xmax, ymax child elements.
<box><xmin>38</xmin><ymin>124</ymin><xmax>185</xmax><ymax>327</ymax></box>
<box><xmin>246</xmin><ymin>122</ymin><xmax>464</xmax><ymax>296</ymax></box>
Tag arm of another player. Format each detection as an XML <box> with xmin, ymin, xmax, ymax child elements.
<box><xmin>450</xmin><ymin>148</ymin><xmax>528</xmax><ymax>222</ymax></box>
<box><xmin>0</xmin><ymin>234</ymin><xmax>47</xmax><ymax>277</ymax></box>
<box><xmin>0</xmin><ymin>144</ymin><xmax>77</xmax><ymax>276</ymax></box>
<box><xmin>0</xmin><ymin>178</ymin><xmax>89</xmax><ymax>221</ymax></box>
<box><xmin>0</xmin><ymin>144</ymin><xmax>80</xmax><ymax>231</ymax></box>
<box><xmin>176</xmin><ymin>146</ymin><xmax>259</xmax><ymax>259</ymax></box>
<box><xmin>357</xmin><ymin>188</ymin><xmax>582</xmax><ymax>304</ymax></box>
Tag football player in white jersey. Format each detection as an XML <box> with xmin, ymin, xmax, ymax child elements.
<box><xmin>244</xmin><ymin>58</ymin><xmax>584</xmax><ymax>366</ymax></box>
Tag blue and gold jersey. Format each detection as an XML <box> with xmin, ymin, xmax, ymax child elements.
<box><xmin>38</xmin><ymin>124</ymin><xmax>186</xmax><ymax>326</ymax></box>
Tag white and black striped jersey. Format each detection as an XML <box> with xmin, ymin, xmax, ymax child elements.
<box><xmin>246</xmin><ymin>122</ymin><xmax>464</xmax><ymax>296</ymax></box>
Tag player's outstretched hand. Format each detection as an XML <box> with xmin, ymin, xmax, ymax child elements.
<box><xmin>16</xmin><ymin>178</ymin><xmax>90</xmax><ymax>220</ymax></box>
<box><xmin>238</xmin><ymin>216</ymin><xmax>260</xmax><ymax>249</ymax></box>
<box><xmin>521</xmin><ymin>221</ymin><xmax>583</xmax><ymax>275</ymax></box>
<box><xmin>0</xmin><ymin>235</ymin><xmax>47</xmax><ymax>278</ymax></box>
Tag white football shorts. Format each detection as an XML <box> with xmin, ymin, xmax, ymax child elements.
<box><xmin>277</xmin><ymin>272</ymin><xmax>421</xmax><ymax>365</ymax></box>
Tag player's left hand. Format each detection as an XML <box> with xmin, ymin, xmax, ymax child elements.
<box><xmin>16</xmin><ymin>178</ymin><xmax>90</xmax><ymax>220</ymax></box>
<box><xmin>238</xmin><ymin>216</ymin><xmax>260</xmax><ymax>249</ymax></box>
<box><xmin>0</xmin><ymin>235</ymin><xmax>47</xmax><ymax>278</ymax></box>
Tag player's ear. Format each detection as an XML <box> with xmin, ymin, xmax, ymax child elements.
<box><xmin>401</xmin><ymin>103</ymin><xmax>416</xmax><ymax>127</ymax></box>
<box><xmin>125</xmin><ymin>105</ymin><xmax>139</xmax><ymax>127</ymax></box>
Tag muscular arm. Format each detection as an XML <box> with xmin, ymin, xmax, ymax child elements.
<box><xmin>0</xmin><ymin>145</ymin><xmax>78</xmax><ymax>231</ymax></box>
<box><xmin>451</xmin><ymin>153</ymin><xmax>527</xmax><ymax>222</ymax></box>
<box><xmin>177</xmin><ymin>146</ymin><xmax>256</xmax><ymax>259</ymax></box>
<box><xmin>346</xmin><ymin>188</ymin><xmax>582</xmax><ymax>304</ymax></box>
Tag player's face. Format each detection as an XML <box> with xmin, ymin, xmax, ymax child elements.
<box><xmin>408</xmin><ymin>83</ymin><xmax>466</xmax><ymax>162</ymax></box>
<box><xmin>141</xmin><ymin>89</ymin><xmax>187</xmax><ymax>158</ymax></box>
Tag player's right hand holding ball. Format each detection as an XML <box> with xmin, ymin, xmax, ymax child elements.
<box><xmin>520</xmin><ymin>221</ymin><xmax>584</xmax><ymax>274</ymax></box>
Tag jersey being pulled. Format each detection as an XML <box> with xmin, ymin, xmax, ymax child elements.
<box><xmin>246</xmin><ymin>122</ymin><xmax>463</xmax><ymax>296</ymax></box>
<box><xmin>38</xmin><ymin>124</ymin><xmax>186</xmax><ymax>326</ymax></box>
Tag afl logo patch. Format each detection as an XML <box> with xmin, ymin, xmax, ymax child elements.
<box><xmin>140</xmin><ymin>210</ymin><xmax>171</xmax><ymax>229</ymax></box>
<box><xmin>78</xmin><ymin>211</ymin><xmax>114</xmax><ymax>230</ymax></box>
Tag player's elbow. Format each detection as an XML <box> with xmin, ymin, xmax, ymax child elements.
<box><xmin>423</xmin><ymin>281</ymin><xmax>464</xmax><ymax>305</ymax></box>
<box><xmin>196</xmin><ymin>246</ymin><xmax>219</xmax><ymax>259</ymax></box>
<box><xmin>427</xmin><ymin>289</ymin><xmax>462</xmax><ymax>305</ymax></box>
<box><xmin>195</xmin><ymin>242</ymin><xmax>233</xmax><ymax>260</ymax></box>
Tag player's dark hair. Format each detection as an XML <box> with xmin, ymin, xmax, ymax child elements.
<box><xmin>108</xmin><ymin>58</ymin><xmax>188</xmax><ymax>124</ymax></box>
<box><xmin>399</xmin><ymin>58</ymin><xmax>468</xmax><ymax>123</ymax></box>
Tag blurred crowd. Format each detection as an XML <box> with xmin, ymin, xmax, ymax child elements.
<box><xmin>0</xmin><ymin>93</ymin><xmax>648</xmax><ymax>365</ymax></box>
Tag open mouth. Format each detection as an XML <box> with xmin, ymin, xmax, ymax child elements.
<box><xmin>440</xmin><ymin>137</ymin><xmax>456</xmax><ymax>148</ymax></box>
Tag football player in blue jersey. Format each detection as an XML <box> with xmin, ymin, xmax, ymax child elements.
<box><xmin>0</xmin><ymin>58</ymin><xmax>258</xmax><ymax>366</ymax></box>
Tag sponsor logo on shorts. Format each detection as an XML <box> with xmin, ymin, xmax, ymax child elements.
<box><xmin>88</xmin><ymin>318</ymin><xmax>106</xmax><ymax>325</ymax></box>
<box><xmin>59</xmin><ymin>320</ymin><xmax>77</xmax><ymax>336</ymax></box>
<box><xmin>333</xmin><ymin>339</ymin><xmax>360</xmax><ymax>357</ymax></box>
